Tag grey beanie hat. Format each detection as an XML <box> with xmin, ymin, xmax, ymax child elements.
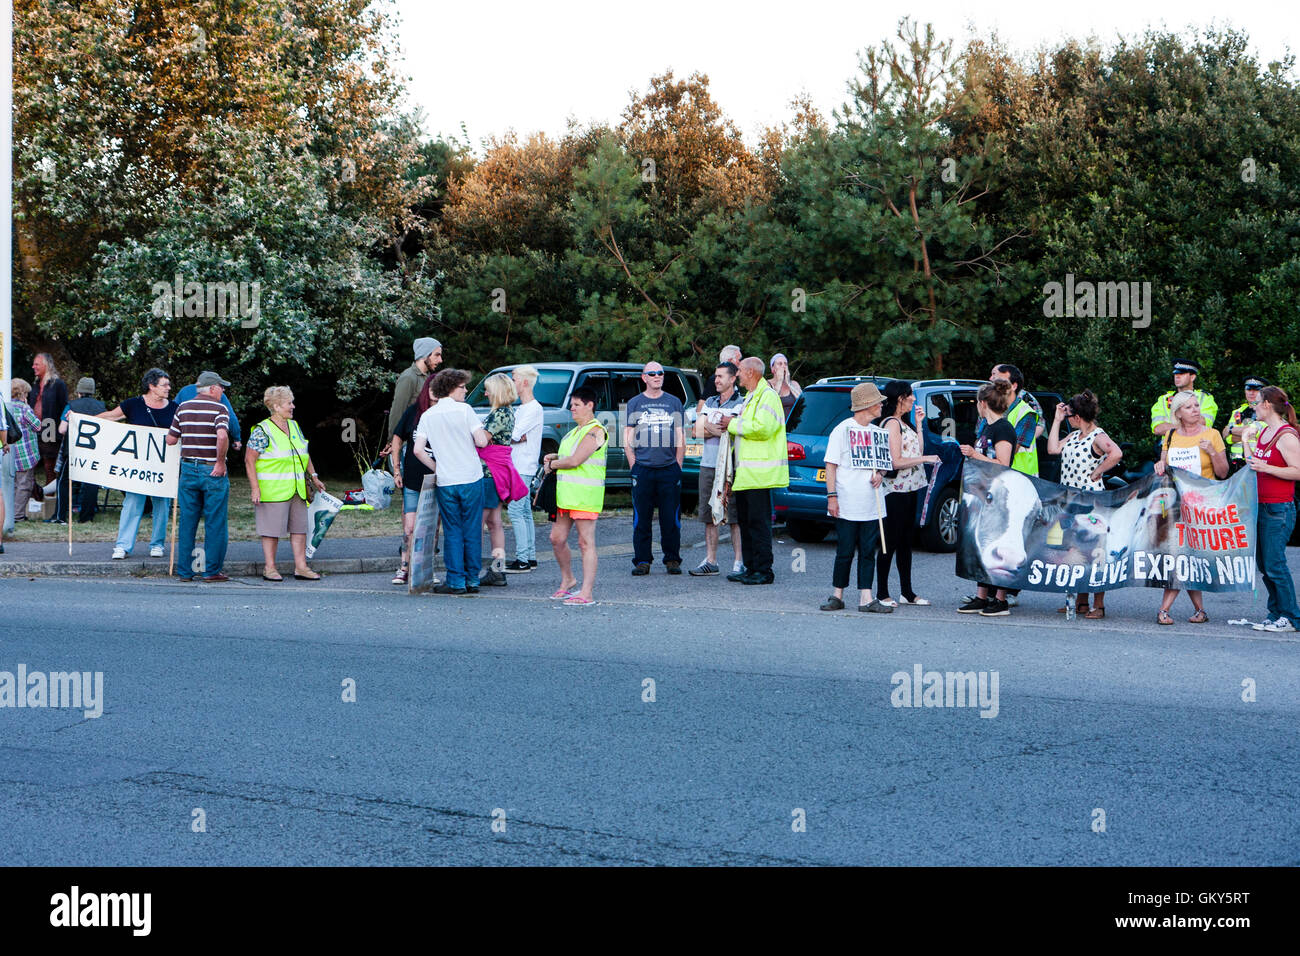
<box><xmin>413</xmin><ymin>337</ymin><xmax>441</xmax><ymax>361</ymax></box>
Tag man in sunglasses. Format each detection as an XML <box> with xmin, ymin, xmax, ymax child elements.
<box><xmin>624</xmin><ymin>362</ymin><xmax>685</xmax><ymax>575</ymax></box>
<box><xmin>1224</xmin><ymin>376</ymin><xmax>1268</xmax><ymax>460</ymax></box>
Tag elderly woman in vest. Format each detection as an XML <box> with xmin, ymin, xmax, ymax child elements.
<box><xmin>542</xmin><ymin>385</ymin><xmax>607</xmax><ymax>606</ymax></box>
<box><xmin>244</xmin><ymin>386</ymin><xmax>326</xmax><ymax>581</ymax></box>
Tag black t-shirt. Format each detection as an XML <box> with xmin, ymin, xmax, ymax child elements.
<box><xmin>120</xmin><ymin>395</ymin><xmax>177</xmax><ymax>429</ymax></box>
<box><xmin>976</xmin><ymin>417</ymin><xmax>1018</xmax><ymax>464</ymax></box>
<box><xmin>395</xmin><ymin>403</ymin><xmax>433</xmax><ymax>492</ymax></box>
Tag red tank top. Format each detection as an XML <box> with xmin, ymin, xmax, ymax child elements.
<box><xmin>1253</xmin><ymin>424</ymin><xmax>1299</xmax><ymax>503</ymax></box>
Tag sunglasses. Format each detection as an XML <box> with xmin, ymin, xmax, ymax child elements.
<box><xmin>644</xmin><ymin>370</ymin><xmax>665</xmax><ymax>376</ymax></box>
<box><xmin>1246</xmin><ymin>384</ymin><xmax>1263</xmax><ymax>391</ymax></box>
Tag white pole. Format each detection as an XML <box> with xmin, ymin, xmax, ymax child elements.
<box><xmin>1</xmin><ymin>0</ymin><xmax>14</xmax><ymax>400</ymax></box>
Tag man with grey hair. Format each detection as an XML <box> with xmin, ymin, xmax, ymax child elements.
<box><xmin>385</xmin><ymin>337</ymin><xmax>444</xmax><ymax>446</ymax></box>
<box><xmin>696</xmin><ymin>344</ymin><xmax>744</xmax><ymax>414</ymax></box>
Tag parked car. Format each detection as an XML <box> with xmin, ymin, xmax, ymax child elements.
<box><xmin>467</xmin><ymin>362</ymin><xmax>705</xmax><ymax>506</ymax></box>
<box><xmin>773</xmin><ymin>377</ymin><xmax>1079</xmax><ymax>551</ymax></box>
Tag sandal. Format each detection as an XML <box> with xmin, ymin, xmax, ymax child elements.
<box><xmin>900</xmin><ymin>596</ymin><xmax>930</xmax><ymax>606</ymax></box>
<box><xmin>1157</xmin><ymin>610</ymin><xmax>1174</xmax><ymax>625</ymax></box>
<box><xmin>1189</xmin><ymin>609</ymin><xmax>1209</xmax><ymax>624</ymax></box>
<box><xmin>550</xmin><ymin>586</ymin><xmax>578</xmax><ymax>600</ymax></box>
<box><xmin>1084</xmin><ymin>607</ymin><xmax>1105</xmax><ymax>619</ymax></box>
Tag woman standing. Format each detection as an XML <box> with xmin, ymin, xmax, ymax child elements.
<box><xmin>5</xmin><ymin>380</ymin><xmax>43</xmax><ymax>526</ymax></box>
<box><xmin>768</xmin><ymin>353</ymin><xmax>802</xmax><ymax>418</ymax></box>
<box><xmin>28</xmin><ymin>352</ymin><xmax>68</xmax><ymax>496</ymax></box>
<box><xmin>100</xmin><ymin>369</ymin><xmax>177</xmax><ymax>559</ymax></box>
<box><xmin>1247</xmin><ymin>386</ymin><xmax>1300</xmax><ymax>632</ymax></box>
<box><xmin>819</xmin><ymin>383</ymin><xmax>895</xmax><ymax>613</ymax></box>
<box><xmin>1153</xmin><ymin>391</ymin><xmax>1228</xmax><ymax>624</ymax></box>
<box><xmin>957</xmin><ymin>380</ymin><xmax>1018</xmax><ymax>616</ymax></box>
<box><xmin>544</xmin><ymin>386</ymin><xmax>607</xmax><ymax>606</ymax></box>
<box><xmin>477</xmin><ymin>373</ymin><xmax>518</xmax><ymax>588</ymax></box>
<box><xmin>1047</xmin><ymin>389</ymin><xmax>1123</xmax><ymax>618</ymax></box>
<box><xmin>876</xmin><ymin>381</ymin><xmax>940</xmax><ymax>607</ymax></box>
<box><xmin>390</xmin><ymin>372</ymin><xmax>437</xmax><ymax>585</ymax></box>
<box><xmin>244</xmin><ymin>386</ymin><xmax>326</xmax><ymax>582</ymax></box>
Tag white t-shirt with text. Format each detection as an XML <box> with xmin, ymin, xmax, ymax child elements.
<box><xmin>825</xmin><ymin>418</ymin><xmax>884</xmax><ymax>521</ymax></box>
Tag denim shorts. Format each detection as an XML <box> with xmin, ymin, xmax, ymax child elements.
<box><xmin>481</xmin><ymin>473</ymin><xmax>501</xmax><ymax>508</ymax></box>
<box><xmin>402</xmin><ymin>487</ymin><xmax>421</xmax><ymax>514</ymax></box>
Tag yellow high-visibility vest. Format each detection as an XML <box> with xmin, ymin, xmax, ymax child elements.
<box><xmin>727</xmin><ymin>379</ymin><xmax>789</xmax><ymax>491</ymax></box>
<box><xmin>556</xmin><ymin>419</ymin><xmax>607</xmax><ymax>512</ymax></box>
<box><xmin>254</xmin><ymin>418</ymin><xmax>309</xmax><ymax>502</ymax></box>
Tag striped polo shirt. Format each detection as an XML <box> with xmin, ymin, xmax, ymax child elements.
<box><xmin>168</xmin><ymin>397</ymin><xmax>230</xmax><ymax>462</ymax></box>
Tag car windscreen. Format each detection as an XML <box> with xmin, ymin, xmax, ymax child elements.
<box><xmin>785</xmin><ymin>389</ymin><xmax>853</xmax><ymax>436</ymax></box>
<box><xmin>468</xmin><ymin>368</ymin><xmax>573</xmax><ymax>408</ymax></box>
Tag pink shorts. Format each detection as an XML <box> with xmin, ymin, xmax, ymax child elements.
<box><xmin>557</xmin><ymin>508</ymin><xmax>599</xmax><ymax>521</ymax></box>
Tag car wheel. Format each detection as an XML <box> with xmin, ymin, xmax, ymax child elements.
<box><xmin>921</xmin><ymin>486</ymin><xmax>960</xmax><ymax>553</ymax></box>
<box><xmin>786</xmin><ymin>518</ymin><xmax>830</xmax><ymax>543</ymax></box>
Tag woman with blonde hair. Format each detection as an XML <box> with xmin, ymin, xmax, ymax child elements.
<box><xmin>1153</xmin><ymin>390</ymin><xmax>1228</xmax><ymax>624</ymax></box>
<box><xmin>768</xmin><ymin>353</ymin><xmax>802</xmax><ymax>418</ymax></box>
<box><xmin>244</xmin><ymin>386</ymin><xmax>326</xmax><ymax>581</ymax></box>
<box><xmin>477</xmin><ymin>372</ymin><xmax>521</xmax><ymax>587</ymax></box>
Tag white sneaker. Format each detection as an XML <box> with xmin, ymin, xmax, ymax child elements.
<box><xmin>150</xmin><ymin>545</ymin><xmax>165</xmax><ymax>558</ymax></box>
<box><xmin>1254</xmin><ymin>617</ymin><xmax>1297</xmax><ymax>632</ymax></box>
<box><xmin>111</xmin><ymin>547</ymin><xmax>127</xmax><ymax>559</ymax></box>
<box><xmin>732</xmin><ymin>561</ymin><xmax>746</xmax><ymax>574</ymax></box>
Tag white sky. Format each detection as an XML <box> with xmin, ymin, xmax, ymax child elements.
<box><xmin>393</xmin><ymin>0</ymin><xmax>1298</xmax><ymax>149</ymax></box>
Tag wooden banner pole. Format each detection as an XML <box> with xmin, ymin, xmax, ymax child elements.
<box><xmin>876</xmin><ymin>480</ymin><xmax>887</xmax><ymax>554</ymax></box>
<box><xmin>67</xmin><ymin>460</ymin><xmax>72</xmax><ymax>555</ymax></box>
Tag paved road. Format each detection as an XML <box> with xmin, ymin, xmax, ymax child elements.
<box><xmin>3</xmin><ymin>530</ymin><xmax>1298</xmax><ymax>865</ymax></box>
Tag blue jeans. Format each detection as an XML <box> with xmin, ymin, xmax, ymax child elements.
<box><xmin>436</xmin><ymin>480</ymin><xmax>484</xmax><ymax>589</ymax></box>
<box><xmin>507</xmin><ymin>491</ymin><xmax>536</xmax><ymax>562</ymax></box>
<box><xmin>116</xmin><ymin>491</ymin><xmax>171</xmax><ymax>554</ymax></box>
<box><xmin>1257</xmin><ymin>501</ymin><xmax>1300</xmax><ymax>623</ymax></box>
<box><xmin>176</xmin><ymin>461</ymin><xmax>229</xmax><ymax>578</ymax></box>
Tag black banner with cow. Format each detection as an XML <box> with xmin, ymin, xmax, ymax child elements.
<box><xmin>956</xmin><ymin>460</ymin><xmax>1259</xmax><ymax>593</ymax></box>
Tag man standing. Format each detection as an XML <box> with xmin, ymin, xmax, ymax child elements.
<box><xmin>28</xmin><ymin>353</ymin><xmax>67</xmax><ymax>497</ymax></box>
<box><xmin>1151</xmin><ymin>359</ymin><xmax>1217</xmax><ymax>441</ymax></box>
<box><xmin>175</xmin><ymin>380</ymin><xmax>242</xmax><ymax>452</ymax></box>
<box><xmin>1224</xmin><ymin>376</ymin><xmax>1267</xmax><ymax>460</ymax></box>
<box><xmin>505</xmin><ymin>365</ymin><xmax>544</xmax><ymax>573</ymax></box>
<box><xmin>167</xmin><ymin>371</ymin><xmax>232</xmax><ymax>582</ymax></box>
<box><xmin>57</xmin><ymin>378</ymin><xmax>107</xmax><ymax>523</ymax></box>
<box><xmin>988</xmin><ymin>364</ymin><xmax>1040</xmax><ymax>477</ymax></box>
<box><xmin>726</xmin><ymin>357</ymin><xmax>789</xmax><ymax>585</ymax></box>
<box><xmin>624</xmin><ymin>361</ymin><xmax>685</xmax><ymax>575</ymax></box>
<box><xmin>386</xmin><ymin>337</ymin><xmax>443</xmax><ymax>446</ymax></box>
<box><xmin>695</xmin><ymin>344</ymin><xmax>743</xmax><ymax>415</ymax></box>
<box><xmin>690</xmin><ymin>361</ymin><xmax>745</xmax><ymax>576</ymax></box>
<box><xmin>412</xmin><ymin>369</ymin><xmax>489</xmax><ymax>595</ymax></box>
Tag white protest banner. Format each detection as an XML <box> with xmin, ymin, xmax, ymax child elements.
<box><xmin>67</xmin><ymin>411</ymin><xmax>180</xmax><ymax>498</ymax></box>
<box><xmin>408</xmin><ymin>477</ymin><xmax>440</xmax><ymax>594</ymax></box>
<box><xmin>848</xmin><ymin>423</ymin><xmax>893</xmax><ymax>472</ymax></box>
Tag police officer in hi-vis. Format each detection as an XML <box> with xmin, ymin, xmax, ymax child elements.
<box><xmin>1223</xmin><ymin>376</ymin><xmax>1267</xmax><ymax>461</ymax></box>
<box><xmin>1151</xmin><ymin>358</ymin><xmax>1217</xmax><ymax>456</ymax></box>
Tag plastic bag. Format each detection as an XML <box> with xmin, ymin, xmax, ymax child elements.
<box><xmin>361</xmin><ymin>468</ymin><xmax>395</xmax><ymax>510</ymax></box>
<box><xmin>305</xmin><ymin>490</ymin><xmax>343</xmax><ymax>559</ymax></box>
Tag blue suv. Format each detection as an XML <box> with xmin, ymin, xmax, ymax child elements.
<box><xmin>774</xmin><ymin>377</ymin><xmax>1068</xmax><ymax>551</ymax></box>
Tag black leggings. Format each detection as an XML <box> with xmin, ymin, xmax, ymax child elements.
<box><xmin>877</xmin><ymin>489</ymin><xmax>917</xmax><ymax>600</ymax></box>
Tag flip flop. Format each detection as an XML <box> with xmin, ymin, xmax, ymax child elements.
<box><xmin>294</xmin><ymin>572</ymin><xmax>321</xmax><ymax>581</ymax></box>
<box><xmin>262</xmin><ymin>573</ymin><xmax>283</xmax><ymax>582</ymax></box>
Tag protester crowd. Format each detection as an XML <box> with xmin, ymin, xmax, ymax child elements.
<box><xmin>2</xmin><ymin>344</ymin><xmax>1298</xmax><ymax>632</ymax></box>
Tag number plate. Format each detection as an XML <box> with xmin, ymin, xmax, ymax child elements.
<box><xmin>815</xmin><ymin>469</ymin><xmax>826</xmax><ymax>482</ymax></box>
<box><xmin>685</xmin><ymin>443</ymin><xmax>703</xmax><ymax>458</ymax></box>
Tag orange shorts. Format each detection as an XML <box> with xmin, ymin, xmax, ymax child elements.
<box><xmin>557</xmin><ymin>508</ymin><xmax>599</xmax><ymax>521</ymax></box>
